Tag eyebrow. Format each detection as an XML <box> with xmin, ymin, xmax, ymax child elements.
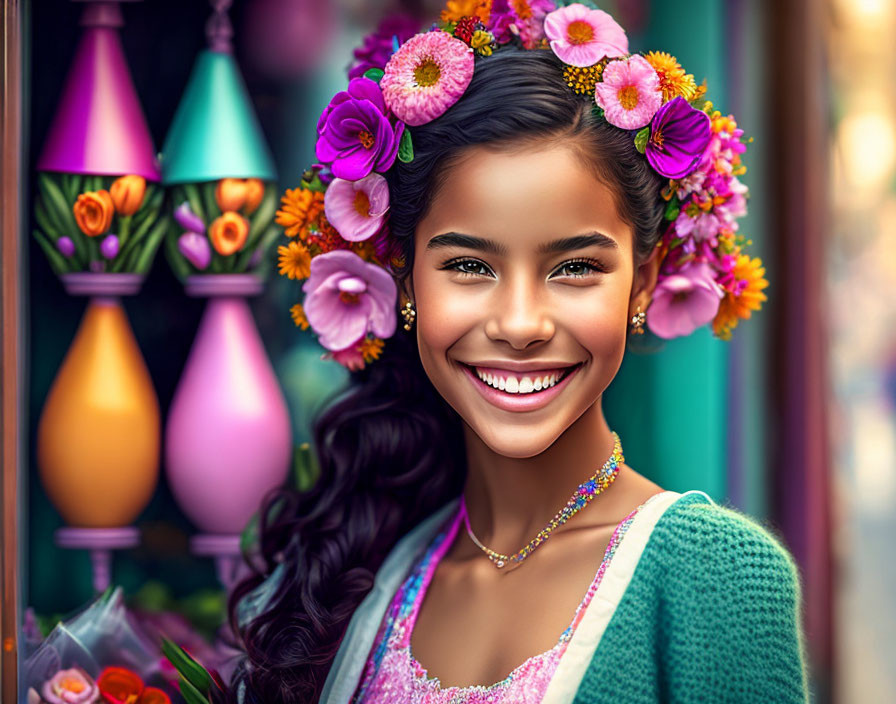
<box><xmin>426</xmin><ymin>231</ymin><xmax>618</xmax><ymax>255</ymax></box>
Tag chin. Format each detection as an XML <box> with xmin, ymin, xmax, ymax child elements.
<box><xmin>464</xmin><ymin>421</ymin><xmax>567</xmax><ymax>459</ymax></box>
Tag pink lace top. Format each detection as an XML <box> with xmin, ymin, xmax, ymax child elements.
<box><xmin>351</xmin><ymin>495</ymin><xmax>657</xmax><ymax>703</ymax></box>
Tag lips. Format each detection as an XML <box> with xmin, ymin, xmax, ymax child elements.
<box><xmin>459</xmin><ymin>362</ymin><xmax>582</xmax><ymax>412</ymax></box>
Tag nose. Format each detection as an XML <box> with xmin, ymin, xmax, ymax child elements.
<box><xmin>484</xmin><ymin>273</ymin><xmax>555</xmax><ymax>350</ymax></box>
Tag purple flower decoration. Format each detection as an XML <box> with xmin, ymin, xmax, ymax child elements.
<box><xmin>100</xmin><ymin>234</ymin><xmax>119</xmax><ymax>259</ymax></box>
<box><xmin>41</xmin><ymin>668</ymin><xmax>100</xmax><ymax>704</ymax></box>
<box><xmin>174</xmin><ymin>201</ymin><xmax>206</xmax><ymax>233</ymax></box>
<box><xmin>348</xmin><ymin>14</ymin><xmax>420</xmax><ymax>80</ymax></box>
<box><xmin>302</xmin><ymin>249</ymin><xmax>397</xmax><ymax>351</ymax></box>
<box><xmin>315</xmin><ymin>77</ymin><xmax>405</xmax><ymax>181</ymax></box>
<box><xmin>647</xmin><ymin>260</ymin><xmax>723</xmax><ymax>339</ymax></box>
<box><xmin>56</xmin><ymin>236</ymin><xmax>75</xmax><ymax>258</ymax></box>
<box><xmin>645</xmin><ymin>97</ymin><xmax>712</xmax><ymax>179</ymax></box>
<box><xmin>178</xmin><ymin>232</ymin><xmax>212</xmax><ymax>270</ymax></box>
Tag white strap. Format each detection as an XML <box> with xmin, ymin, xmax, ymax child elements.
<box><xmin>541</xmin><ymin>489</ymin><xmax>714</xmax><ymax>704</ymax></box>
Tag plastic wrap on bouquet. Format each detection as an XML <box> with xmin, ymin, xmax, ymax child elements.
<box><xmin>23</xmin><ymin>588</ymin><xmax>175</xmax><ymax>704</ymax></box>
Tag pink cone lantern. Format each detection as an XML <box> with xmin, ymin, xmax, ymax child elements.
<box><xmin>165</xmin><ymin>275</ymin><xmax>291</xmax><ymax>538</ymax></box>
<box><xmin>37</xmin><ymin>0</ymin><xmax>160</xmax><ymax>180</ymax></box>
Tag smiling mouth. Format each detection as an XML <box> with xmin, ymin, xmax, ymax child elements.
<box><xmin>462</xmin><ymin>363</ymin><xmax>582</xmax><ymax>395</ymax></box>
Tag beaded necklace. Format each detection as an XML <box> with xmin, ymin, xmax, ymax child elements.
<box><xmin>461</xmin><ymin>431</ymin><xmax>623</xmax><ymax>570</ymax></box>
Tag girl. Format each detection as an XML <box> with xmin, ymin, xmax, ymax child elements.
<box><xmin>222</xmin><ymin>4</ymin><xmax>809</xmax><ymax>703</ymax></box>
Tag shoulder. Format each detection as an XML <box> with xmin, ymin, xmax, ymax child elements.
<box><xmin>646</xmin><ymin>491</ymin><xmax>804</xmax><ymax>620</ymax></box>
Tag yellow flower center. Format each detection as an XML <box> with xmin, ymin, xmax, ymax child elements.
<box><xmin>58</xmin><ymin>677</ymin><xmax>86</xmax><ymax>693</ymax></box>
<box><xmin>414</xmin><ymin>57</ymin><xmax>441</xmax><ymax>87</ymax></box>
<box><xmin>617</xmin><ymin>85</ymin><xmax>640</xmax><ymax>110</ymax></box>
<box><xmin>358</xmin><ymin>130</ymin><xmax>375</xmax><ymax>149</ymax></box>
<box><xmin>353</xmin><ymin>190</ymin><xmax>371</xmax><ymax>217</ymax></box>
<box><xmin>566</xmin><ymin>20</ymin><xmax>594</xmax><ymax>45</ymax></box>
<box><xmin>339</xmin><ymin>291</ymin><xmax>361</xmax><ymax>305</ymax></box>
<box><xmin>650</xmin><ymin>128</ymin><xmax>664</xmax><ymax>149</ymax></box>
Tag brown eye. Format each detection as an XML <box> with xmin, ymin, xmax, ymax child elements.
<box><xmin>551</xmin><ymin>259</ymin><xmax>605</xmax><ymax>279</ymax></box>
<box><xmin>442</xmin><ymin>258</ymin><xmax>494</xmax><ymax>277</ymax></box>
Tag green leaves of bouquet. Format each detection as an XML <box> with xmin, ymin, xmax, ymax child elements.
<box><xmin>33</xmin><ymin>172</ymin><xmax>167</xmax><ymax>275</ymax></box>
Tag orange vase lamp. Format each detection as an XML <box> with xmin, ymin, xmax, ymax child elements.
<box><xmin>37</xmin><ymin>273</ymin><xmax>160</xmax><ymax>529</ymax></box>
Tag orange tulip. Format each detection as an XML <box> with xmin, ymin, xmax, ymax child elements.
<box><xmin>244</xmin><ymin>178</ymin><xmax>265</xmax><ymax>214</ymax></box>
<box><xmin>215</xmin><ymin>178</ymin><xmax>248</xmax><ymax>212</ymax></box>
<box><xmin>97</xmin><ymin>666</ymin><xmax>144</xmax><ymax>704</ymax></box>
<box><xmin>209</xmin><ymin>211</ymin><xmax>249</xmax><ymax>256</ymax></box>
<box><xmin>109</xmin><ymin>175</ymin><xmax>146</xmax><ymax>216</ymax></box>
<box><xmin>73</xmin><ymin>190</ymin><xmax>114</xmax><ymax>237</ymax></box>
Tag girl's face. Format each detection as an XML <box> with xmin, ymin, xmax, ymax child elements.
<box><xmin>409</xmin><ymin>143</ymin><xmax>657</xmax><ymax>458</ymax></box>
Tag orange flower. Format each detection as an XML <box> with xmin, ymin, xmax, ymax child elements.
<box><xmin>278</xmin><ymin>240</ymin><xmax>312</xmax><ymax>280</ymax></box>
<box><xmin>713</xmin><ymin>254</ymin><xmax>769</xmax><ymax>339</ymax></box>
<box><xmin>209</xmin><ymin>211</ymin><xmax>250</xmax><ymax>256</ymax></box>
<box><xmin>139</xmin><ymin>687</ymin><xmax>172</xmax><ymax>704</ymax></box>
<box><xmin>442</xmin><ymin>0</ymin><xmax>491</xmax><ymax>23</ymax></box>
<box><xmin>97</xmin><ymin>666</ymin><xmax>144</xmax><ymax>704</ymax></box>
<box><xmin>290</xmin><ymin>302</ymin><xmax>310</xmax><ymax>330</ymax></box>
<box><xmin>73</xmin><ymin>190</ymin><xmax>115</xmax><ymax>236</ymax></box>
<box><xmin>109</xmin><ymin>175</ymin><xmax>146</xmax><ymax>216</ymax></box>
<box><xmin>644</xmin><ymin>51</ymin><xmax>697</xmax><ymax>102</ymax></box>
<box><xmin>360</xmin><ymin>336</ymin><xmax>385</xmax><ymax>363</ymax></box>
<box><xmin>275</xmin><ymin>187</ymin><xmax>326</xmax><ymax>241</ymax></box>
<box><xmin>244</xmin><ymin>179</ymin><xmax>265</xmax><ymax>214</ymax></box>
<box><xmin>216</xmin><ymin>178</ymin><xmax>248</xmax><ymax>212</ymax></box>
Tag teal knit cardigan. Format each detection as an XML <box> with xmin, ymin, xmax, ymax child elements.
<box><xmin>572</xmin><ymin>491</ymin><xmax>810</xmax><ymax>703</ymax></box>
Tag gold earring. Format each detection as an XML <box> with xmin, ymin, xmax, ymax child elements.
<box><xmin>629</xmin><ymin>305</ymin><xmax>646</xmax><ymax>335</ymax></box>
<box><xmin>401</xmin><ymin>300</ymin><xmax>416</xmax><ymax>331</ymax></box>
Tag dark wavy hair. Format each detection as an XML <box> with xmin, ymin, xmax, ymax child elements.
<box><xmin>220</xmin><ymin>47</ymin><xmax>666</xmax><ymax>704</ymax></box>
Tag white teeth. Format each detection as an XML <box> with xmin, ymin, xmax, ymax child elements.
<box><xmin>474</xmin><ymin>368</ymin><xmax>566</xmax><ymax>394</ymax></box>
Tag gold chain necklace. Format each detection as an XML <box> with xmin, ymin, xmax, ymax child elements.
<box><xmin>461</xmin><ymin>432</ymin><xmax>623</xmax><ymax>570</ymax></box>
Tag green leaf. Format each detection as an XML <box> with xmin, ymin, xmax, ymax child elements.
<box><xmin>235</xmin><ymin>184</ymin><xmax>279</xmax><ymax>270</ymax></box>
<box><xmin>363</xmin><ymin>68</ymin><xmax>384</xmax><ymax>82</ymax></box>
<box><xmin>293</xmin><ymin>443</ymin><xmax>320</xmax><ymax>492</ymax></box>
<box><xmin>634</xmin><ymin>127</ymin><xmax>650</xmax><ymax>154</ymax></box>
<box><xmin>37</xmin><ymin>172</ymin><xmax>78</xmax><ymax>237</ymax></box>
<box><xmin>398</xmin><ymin>129</ymin><xmax>414</xmax><ymax>164</ymax></box>
<box><xmin>201</xmin><ymin>180</ymin><xmax>219</xmax><ymax>223</ymax></box>
<box><xmin>182</xmin><ymin>183</ymin><xmax>207</xmax><ymax>223</ymax></box>
<box><xmin>32</xmin><ymin>229</ymin><xmax>71</xmax><ymax>275</ymax></box>
<box><xmin>161</xmin><ymin>637</ymin><xmax>213</xmax><ymax>695</ymax></box>
<box><xmin>131</xmin><ymin>217</ymin><xmax>169</xmax><ymax>274</ymax></box>
<box><xmin>164</xmin><ymin>225</ymin><xmax>193</xmax><ymax>281</ymax></box>
<box><xmin>178</xmin><ymin>676</ymin><xmax>211</xmax><ymax>704</ymax></box>
<box><xmin>663</xmin><ymin>196</ymin><xmax>681</xmax><ymax>221</ymax></box>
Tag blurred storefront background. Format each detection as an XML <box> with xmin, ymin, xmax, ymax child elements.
<box><xmin>19</xmin><ymin>1</ymin><xmax>896</xmax><ymax>703</ymax></box>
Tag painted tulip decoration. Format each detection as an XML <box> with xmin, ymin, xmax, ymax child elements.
<box><xmin>33</xmin><ymin>173</ymin><xmax>167</xmax><ymax>275</ymax></box>
<box><xmin>163</xmin><ymin>178</ymin><xmax>281</xmax><ymax>278</ymax></box>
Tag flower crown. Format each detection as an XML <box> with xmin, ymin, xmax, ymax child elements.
<box><xmin>275</xmin><ymin>1</ymin><xmax>768</xmax><ymax>371</ymax></box>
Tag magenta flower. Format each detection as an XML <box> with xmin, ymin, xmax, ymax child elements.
<box><xmin>316</xmin><ymin>77</ymin><xmax>404</xmax><ymax>180</ymax></box>
<box><xmin>380</xmin><ymin>30</ymin><xmax>474</xmax><ymax>126</ymax></box>
<box><xmin>674</xmin><ymin>209</ymin><xmax>721</xmax><ymax>242</ymax></box>
<box><xmin>331</xmin><ymin>337</ymin><xmax>367</xmax><ymax>371</ymax></box>
<box><xmin>595</xmin><ymin>55</ymin><xmax>662</xmax><ymax>129</ymax></box>
<box><xmin>174</xmin><ymin>201</ymin><xmax>206</xmax><ymax>233</ymax></box>
<box><xmin>56</xmin><ymin>236</ymin><xmax>75</xmax><ymax>258</ymax></box>
<box><xmin>544</xmin><ymin>3</ymin><xmax>627</xmax><ymax>67</ymax></box>
<box><xmin>302</xmin><ymin>250</ymin><xmax>397</xmax><ymax>351</ymax></box>
<box><xmin>324</xmin><ymin>173</ymin><xmax>389</xmax><ymax>242</ymax></box>
<box><xmin>100</xmin><ymin>234</ymin><xmax>119</xmax><ymax>259</ymax></box>
<box><xmin>178</xmin><ymin>232</ymin><xmax>212</xmax><ymax>270</ymax></box>
<box><xmin>645</xmin><ymin>97</ymin><xmax>712</xmax><ymax>179</ymax></box>
<box><xmin>647</xmin><ymin>261</ymin><xmax>723</xmax><ymax>339</ymax></box>
<box><xmin>489</xmin><ymin>0</ymin><xmax>555</xmax><ymax>49</ymax></box>
<box><xmin>348</xmin><ymin>14</ymin><xmax>421</xmax><ymax>79</ymax></box>
<box><xmin>41</xmin><ymin>668</ymin><xmax>100</xmax><ymax>704</ymax></box>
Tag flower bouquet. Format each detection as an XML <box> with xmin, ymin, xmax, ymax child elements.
<box><xmin>33</xmin><ymin>173</ymin><xmax>167</xmax><ymax>275</ymax></box>
<box><xmin>163</xmin><ymin>178</ymin><xmax>281</xmax><ymax>279</ymax></box>
<box><xmin>23</xmin><ymin>589</ymin><xmax>177</xmax><ymax>704</ymax></box>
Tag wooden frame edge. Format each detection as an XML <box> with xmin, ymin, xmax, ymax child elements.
<box><xmin>1</xmin><ymin>0</ymin><xmax>23</xmax><ymax>701</ymax></box>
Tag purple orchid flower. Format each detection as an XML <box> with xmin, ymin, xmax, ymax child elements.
<box><xmin>301</xmin><ymin>249</ymin><xmax>397</xmax><ymax>351</ymax></box>
<box><xmin>647</xmin><ymin>260</ymin><xmax>723</xmax><ymax>339</ymax></box>
<box><xmin>100</xmin><ymin>234</ymin><xmax>119</xmax><ymax>259</ymax></box>
<box><xmin>645</xmin><ymin>97</ymin><xmax>712</xmax><ymax>180</ymax></box>
<box><xmin>315</xmin><ymin>77</ymin><xmax>405</xmax><ymax>181</ymax></box>
<box><xmin>174</xmin><ymin>201</ymin><xmax>206</xmax><ymax>234</ymax></box>
<box><xmin>178</xmin><ymin>232</ymin><xmax>212</xmax><ymax>270</ymax></box>
<box><xmin>56</xmin><ymin>236</ymin><xmax>75</xmax><ymax>258</ymax></box>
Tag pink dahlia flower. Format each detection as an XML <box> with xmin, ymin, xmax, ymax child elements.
<box><xmin>42</xmin><ymin>668</ymin><xmax>100</xmax><ymax>704</ymax></box>
<box><xmin>647</xmin><ymin>261</ymin><xmax>723</xmax><ymax>339</ymax></box>
<box><xmin>595</xmin><ymin>55</ymin><xmax>662</xmax><ymax>130</ymax></box>
<box><xmin>324</xmin><ymin>173</ymin><xmax>389</xmax><ymax>242</ymax></box>
<box><xmin>544</xmin><ymin>3</ymin><xmax>628</xmax><ymax>67</ymax></box>
<box><xmin>302</xmin><ymin>250</ymin><xmax>397</xmax><ymax>351</ymax></box>
<box><xmin>380</xmin><ymin>30</ymin><xmax>474</xmax><ymax>126</ymax></box>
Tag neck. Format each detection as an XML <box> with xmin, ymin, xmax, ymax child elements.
<box><xmin>460</xmin><ymin>402</ymin><xmax>621</xmax><ymax>554</ymax></box>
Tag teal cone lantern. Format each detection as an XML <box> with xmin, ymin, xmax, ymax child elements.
<box><xmin>161</xmin><ymin>0</ymin><xmax>279</xmax><ymax>280</ymax></box>
<box><xmin>160</xmin><ymin>49</ymin><xmax>276</xmax><ymax>184</ymax></box>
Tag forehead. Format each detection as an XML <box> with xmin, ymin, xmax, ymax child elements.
<box><xmin>415</xmin><ymin>142</ymin><xmax>633</xmax><ymax>252</ymax></box>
